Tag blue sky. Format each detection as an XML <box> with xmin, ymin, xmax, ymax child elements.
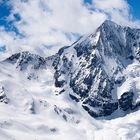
<box><xmin>84</xmin><ymin>0</ymin><xmax>92</xmax><ymax>4</ymax></box>
<box><xmin>128</xmin><ymin>0</ymin><xmax>140</xmax><ymax>20</ymax></box>
<box><xmin>0</xmin><ymin>0</ymin><xmax>21</xmax><ymax>34</ymax></box>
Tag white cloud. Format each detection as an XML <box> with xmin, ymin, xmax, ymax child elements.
<box><xmin>93</xmin><ymin>0</ymin><xmax>129</xmax><ymax>11</ymax></box>
<box><xmin>92</xmin><ymin>0</ymin><xmax>140</xmax><ymax>27</ymax></box>
<box><xmin>0</xmin><ymin>0</ymin><xmax>140</xmax><ymax>59</ymax></box>
<box><xmin>45</xmin><ymin>0</ymin><xmax>107</xmax><ymax>34</ymax></box>
<box><xmin>11</xmin><ymin>0</ymin><xmax>106</xmax><ymax>46</ymax></box>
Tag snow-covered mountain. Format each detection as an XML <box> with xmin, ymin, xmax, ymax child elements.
<box><xmin>0</xmin><ymin>20</ymin><xmax>140</xmax><ymax>140</ymax></box>
<box><xmin>52</xmin><ymin>20</ymin><xmax>140</xmax><ymax>117</ymax></box>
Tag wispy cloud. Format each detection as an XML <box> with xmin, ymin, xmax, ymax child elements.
<box><xmin>92</xmin><ymin>0</ymin><xmax>140</xmax><ymax>27</ymax></box>
<box><xmin>0</xmin><ymin>0</ymin><xmax>140</xmax><ymax>59</ymax></box>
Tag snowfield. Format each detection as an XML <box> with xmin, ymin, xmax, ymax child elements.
<box><xmin>0</xmin><ymin>60</ymin><xmax>139</xmax><ymax>140</ymax></box>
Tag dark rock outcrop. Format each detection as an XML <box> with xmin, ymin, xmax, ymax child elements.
<box><xmin>51</xmin><ymin>20</ymin><xmax>140</xmax><ymax>117</ymax></box>
<box><xmin>0</xmin><ymin>86</ymin><xmax>9</xmax><ymax>104</ymax></box>
<box><xmin>4</xmin><ymin>51</ymin><xmax>46</xmax><ymax>70</ymax></box>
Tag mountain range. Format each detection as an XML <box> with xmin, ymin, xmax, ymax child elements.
<box><xmin>0</xmin><ymin>20</ymin><xmax>140</xmax><ymax>140</ymax></box>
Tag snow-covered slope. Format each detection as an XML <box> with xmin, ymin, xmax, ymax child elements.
<box><xmin>0</xmin><ymin>20</ymin><xmax>139</xmax><ymax>140</ymax></box>
<box><xmin>0</xmin><ymin>53</ymin><xmax>140</xmax><ymax>140</ymax></box>
<box><xmin>52</xmin><ymin>20</ymin><xmax>140</xmax><ymax>117</ymax></box>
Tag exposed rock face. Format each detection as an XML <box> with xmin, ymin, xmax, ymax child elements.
<box><xmin>51</xmin><ymin>20</ymin><xmax>140</xmax><ymax>117</ymax></box>
<box><xmin>2</xmin><ymin>20</ymin><xmax>140</xmax><ymax>118</ymax></box>
<box><xmin>4</xmin><ymin>51</ymin><xmax>46</xmax><ymax>70</ymax></box>
<box><xmin>3</xmin><ymin>51</ymin><xmax>47</xmax><ymax>80</ymax></box>
<box><xmin>119</xmin><ymin>92</ymin><xmax>134</xmax><ymax>111</ymax></box>
<box><xmin>54</xmin><ymin>105</ymin><xmax>80</xmax><ymax>123</ymax></box>
<box><xmin>0</xmin><ymin>86</ymin><xmax>9</xmax><ymax>104</ymax></box>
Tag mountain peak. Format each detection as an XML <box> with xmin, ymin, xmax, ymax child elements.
<box><xmin>4</xmin><ymin>51</ymin><xmax>46</xmax><ymax>70</ymax></box>
<box><xmin>1</xmin><ymin>20</ymin><xmax>140</xmax><ymax>119</ymax></box>
<box><xmin>51</xmin><ymin>20</ymin><xmax>140</xmax><ymax>118</ymax></box>
<box><xmin>102</xmin><ymin>20</ymin><xmax>118</xmax><ymax>26</ymax></box>
<box><xmin>100</xmin><ymin>20</ymin><xmax>120</xmax><ymax>30</ymax></box>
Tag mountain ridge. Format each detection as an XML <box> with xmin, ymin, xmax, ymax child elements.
<box><xmin>1</xmin><ymin>20</ymin><xmax>140</xmax><ymax>118</ymax></box>
<box><xmin>48</xmin><ymin>20</ymin><xmax>140</xmax><ymax>117</ymax></box>
<box><xmin>0</xmin><ymin>20</ymin><xmax>140</xmax><ymax>139</ymax></box>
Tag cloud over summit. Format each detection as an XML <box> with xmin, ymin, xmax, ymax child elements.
<box><xmin>0</xmin><ymin>0</ymin><xmax>140</xmax><ymax>59</ymax></box>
